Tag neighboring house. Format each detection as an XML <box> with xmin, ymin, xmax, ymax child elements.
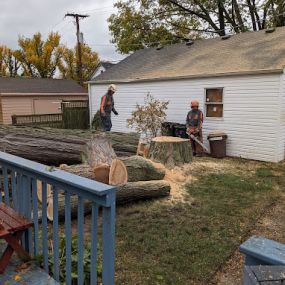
<box><xmin>90</xmin><ymin>61</ymin><xmax>116</xmax><ymax>80</ymax></box>
<box><xmin>0</xmin><ymin>77</ymin><xmax>88</xmax><ymax>124</ymax></box>
<box><xmin>88</xmin><ymin>27</ymin><xmax>285</xmax><ymax>163</ymax></box>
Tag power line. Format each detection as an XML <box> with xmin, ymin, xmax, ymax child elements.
<box><xmin>65</xmin><ymin>13</ymin><xmax>90</xmax><ymax>85</ymax></box>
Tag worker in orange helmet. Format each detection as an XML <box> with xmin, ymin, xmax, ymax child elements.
<box><xmin>186</xmin><ymin>100</ymin><xmax>204</xmax><ymax>156</ymax></box>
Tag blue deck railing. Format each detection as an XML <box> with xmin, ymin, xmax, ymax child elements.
<box><xmin>0</xmin><ymin>151</ymin><xmax>116</xmax><ymax>285</ymax></box>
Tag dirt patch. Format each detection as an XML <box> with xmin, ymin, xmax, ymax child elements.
<box><xmin>213</xmin><ymin>193</ymin><xmax>285</xmax><ymax>285</ymax></box>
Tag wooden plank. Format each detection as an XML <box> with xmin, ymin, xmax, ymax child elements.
<box><xmin>0</xmin><ymin>203</ymin><xmax>33</xmax><ymax>232</ymax></box>
<box><xmin>240</xmin><ymin>236</ymin><xmax>285</xmax><ymax>265</ymax></box>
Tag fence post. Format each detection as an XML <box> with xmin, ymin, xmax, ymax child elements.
<box><xmin>11</xmin><ymin>115</ymin><xmax>17</xmax><ymax>125</ymax></box>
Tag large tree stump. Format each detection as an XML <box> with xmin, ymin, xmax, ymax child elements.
<box><xmin>148</xmin><ymin>136</ymin><xmax>192</xmax><ymax>168</ymax></box>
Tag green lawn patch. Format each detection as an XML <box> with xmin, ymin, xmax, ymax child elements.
<box><xmin>115</xmin><ymin>159</ymin><xmax>283</xmax><ymax>285</ymax></box>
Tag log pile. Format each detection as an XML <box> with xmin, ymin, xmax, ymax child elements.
<box><xmin>0</xmin><ymin>126</ymin><xmax>139</xmax><ymax>165</ymax></box>
<box><xmin>44</xmin><ymin>155</ymin><xmax>170</xmax><ymax>221</ymax></box>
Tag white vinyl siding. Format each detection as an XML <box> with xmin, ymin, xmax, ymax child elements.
<box><xmin>277</xmin><ymin>72</ymin><xmax>285</xmax><ymax>161</ymax></box>
<box><xmin>90</xmin><ymin>73</ymin><xmax>282</xmax><ymax>162</ymax></box>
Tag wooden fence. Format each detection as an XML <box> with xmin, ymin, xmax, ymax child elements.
<box><xmin>11</xmin><ymin>100</ymin><xmax>90</xmax><ymax>129</ymax></box>
<box><xmin>11</xmin><ymin>113</ymin><xmax>63</xmax><ymax>128</ymax></box>
<box><xmin>62</xmin><ymin>100</ymin><xmax>89</xmax><ymax>129</ymax></box>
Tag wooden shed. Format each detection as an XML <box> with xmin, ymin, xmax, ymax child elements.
<box><xmin>0</xmin><ymin>77</ymin><xmax>87</xmax><ymax>124</ymax></box>
<box><xmin>88</xmin><ymin>27</ymin><xmax>285</xmax><ymax>163</ymax></box>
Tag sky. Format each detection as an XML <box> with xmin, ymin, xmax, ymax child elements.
<box><xmin>0</xmin><ymin>0</ymin><xmax>126</xmax><ymax>62</ymax></box>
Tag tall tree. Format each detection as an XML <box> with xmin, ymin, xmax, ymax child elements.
<box><xmin>0</xmin><ymin>46</ymin><xmax>20</xmax><ymax>77</ymax></box>
<box><xmin>15</xmin><ymin>32</ymin><xmax>64</xmax><ymax>78</ymax></box>
<box><xmin>109</xmin><ymin>0</ymin><xmax>285</xmax><ymax>54</ymax></box>
<box><xmin>59</xmin><ymin>44</ymin><xmax>99</xmax><ymax>82</ymax></box>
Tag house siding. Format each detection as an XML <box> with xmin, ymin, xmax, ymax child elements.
<box><xmin>277</xmin><ymin>72</ymin><xmax>285</xmax><ymax>162</ymax></box>
<box><xmin>90</xmin><ymin>73</ymin><xmax>282</xmax><ymax>162</ymax></box>
<box><xmin>1</xmin><ymin>95</ymin><xmax>87</xmax><ymax>125</ymax></box>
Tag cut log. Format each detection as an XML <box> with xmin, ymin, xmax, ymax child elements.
<box><xmin>36</xmin><ymin>181</ymin><xmax>53</xmax><ymax>203</ymax></box>
<box><xmin>148</xmin><ymin>136</ymin><xmax>193</xmax><ymax>168</ymax></box>
<box><xmin>59</xmin><ymin>156</ymin><xmax>165</xmax><ymax>183</ymax></box>
<box><xmin>46</xmin><ymin>180</ymin><xmax>170</xmax><ymax>221</ymax></box>
<box><xmin>47</xmin><ymin>196</ymin><xmax>93</xmax><ymax>221</ymax></box>
<box><xmin>83</xmin><ymin>135</ymin><xmax>116</xmax><ymax>167</ymax></box>
<box><xmin>116</xmin><ymin>180</ymin><xmax>171</xmax><ymax>205</ymax></box>
<box><xmin>0</xmin><ymin>126</ymin><xmax>139</xmax><ymax>165</ymax></box>
<box><xmin>93</xmin><ymin>164</ymin><xmax>110</xmax><ymax>184</ymax></box>
<box><xmin>109</xmin><ymin>159</ymin><xmax>128</xmax><ymax>185</ymax></box>
<box><xmin>120</xmin><ymin>156</ymin><xmax>165</xmax><ymax>182</ymax></box>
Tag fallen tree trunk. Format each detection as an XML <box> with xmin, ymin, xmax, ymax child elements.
<box><xmin>60</xmin><ymin>156</ymin><xmax>165</xmax><ymax>183</ymax></box>
<box><xmin>46</xmin><ymin>180</ymin><xmax>170</xmax><ymax>221</ymax></box>
<box><xmin>119</xmin><ymin>156</ymin><xmax>165</xmax><ymax>182</ymax></box>
<box><xmin>0</xmin><ymin>126</ymin><xmax>139</xmax><ymax>165</ymax></box>
<box><xmin>116</xmin><ymin>180</ymin><xmax>170</xmax><ymax>205</ymax></box>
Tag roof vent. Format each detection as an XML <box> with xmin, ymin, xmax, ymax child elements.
<box><xmin>186</xmin><ymin>40</ymin><xmax>194</xmax><ymax>46</ymax></box>
<box><xmin>221</xmin><ymin>35</ymin><xmax>231</xmax><ymax>40</ymax></box>
<box><xmin>265</xmin><ymin>27</ymin><xmax>276</xmax><ymax>33</ymax></box>
<box><xmin>156</xmin><ymin>45</ymin><xmax>163</xmax><ymax>51</ymax></box>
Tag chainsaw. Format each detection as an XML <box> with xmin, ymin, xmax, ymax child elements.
<box><xmin>188</xmin><ymin>133</ymin><xmax>210</xmax><ymax>154</ymax></box>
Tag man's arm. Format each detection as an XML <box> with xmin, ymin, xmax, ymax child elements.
<box><xmin>100</xmin><ymin>96</ymin><xmax>106</xmax><ymax>116</ymax></box>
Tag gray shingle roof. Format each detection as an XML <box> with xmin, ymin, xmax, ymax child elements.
<box><xmin>92</xmin><ymin>27</ymin><xmax>285</xmax><ymax>83</ymax></box>
<box><xmin>0</xmin><ymin>77</ymin><xmax>87</xmax><ymax>94</ymax></box>
<box><xmin>101</xmin><ymin>62</ymin><xmax>115</xmax><ymax>70</ymax></box>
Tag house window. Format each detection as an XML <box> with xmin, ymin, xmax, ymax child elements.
<box><xmin>205</xmin><ymin>88</ymin><xmax>223</xmax><ymax>117</ymax></box>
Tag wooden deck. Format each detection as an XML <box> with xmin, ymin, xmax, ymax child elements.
<box><xmin>0</xmin><ymin>242</ymin><xmax>59</xmax><ymax>285</ymax></box>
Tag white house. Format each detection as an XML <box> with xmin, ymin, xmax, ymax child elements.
<box><xmin>90</xmin><ymin>62</ymin><xmax>116</xmax><ymax>80</ymax></box>
<box><xmin>88</xmin><ymin>27</ymin><xmax>285</xmax><ymax>162</ymax></box>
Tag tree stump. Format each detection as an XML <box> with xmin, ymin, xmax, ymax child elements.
<box><xmin>148</xmin><ymin>136</ymin><xmax>192</xmax><ymax>168</ymax></box>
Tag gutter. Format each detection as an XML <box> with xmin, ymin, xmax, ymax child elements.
<box><xmin>86</xmin><ymin>68</ymin><xmax>284</xmax><ymax>85</ymax></box>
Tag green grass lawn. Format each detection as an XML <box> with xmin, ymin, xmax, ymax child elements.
<box><xmin>114</xmin><ymin>158</ymin><xmax>285</xmax><ymax>285</ymax></box>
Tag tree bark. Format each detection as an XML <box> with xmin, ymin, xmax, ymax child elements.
<box><xmin>148</xmin><ymin>136</ymin><xmax>192</xmax><ymax>168</ymax></box>
<box><xmin>46</xmin><ymin>180</ymin><xmax>170</xmax><ymax>221</ymax></box>
<box><xmin>119</xmin><ymin>156</ymin><xmax>165</xmax><ymax>181</ymax></box>
<box><xmin>0</xmin><ymin>126</ymin><xmax>139</xmax><ymax>165</ymax></box>
<box><xmin>59</xmin><ymin>156</ymin><xmax>165</xmax><ymax>183</ymax></box>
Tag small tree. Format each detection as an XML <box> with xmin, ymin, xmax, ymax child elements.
<box><xmin>127</xmin><ymin>93</ymin><xmax>169</xmax><ymax>142</ymax></box>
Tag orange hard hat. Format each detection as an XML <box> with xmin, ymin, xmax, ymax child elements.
<box><xmin>191</xmin><ymin>100</ymin><xmax>199</xmax><ymax>108</ymax></box>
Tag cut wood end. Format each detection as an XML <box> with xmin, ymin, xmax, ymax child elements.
<box><xmin>152</xmin><ymin>136</ymin><xmax>189</xmax><ymax>143</ymax></box>
<box><xmin>93</xmin><ymin>164</ymin><xmax>110</xmax><ymax>184</ymax></box>
<box><xmin>109</xmin><ymin>159</ymin><xmax>128</xmax><ymax>185</ymax></box>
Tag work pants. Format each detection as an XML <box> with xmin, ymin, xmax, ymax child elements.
<box><xmin>190</xmin><ymin>130</ymin><xmax>203</xmax><ymax>155</ymax></box>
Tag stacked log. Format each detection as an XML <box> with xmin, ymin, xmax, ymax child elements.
<box><xmin>44</xmin><ymin>156</ymin><xmax>170</xmax><ymax>221</ymax></box>
<box><xmin>0</xmin><ymin>126</ymin><xmax>139</xmax><ymax>165</ymax></box>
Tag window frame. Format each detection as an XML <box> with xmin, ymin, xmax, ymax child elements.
<box><xmin>204</xmin><ymin>87</ymin><xmax>224</xmax><ymax>119</ymax></box>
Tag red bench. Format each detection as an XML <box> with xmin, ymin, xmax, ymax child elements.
<box><xmin>0</xmin><ymin>202</ymin><xmax>33</xmax><ymax>273</ymax></box>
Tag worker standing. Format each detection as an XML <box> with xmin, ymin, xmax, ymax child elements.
<box><xmin>186</xmin><ymin>100</ymin><xmax>204</xmax><ymax>156</ymax></box>
<box><xmin>100</xmin><ymin>84</ymin><xmax>119</xmax><ymax>131</ymax></box>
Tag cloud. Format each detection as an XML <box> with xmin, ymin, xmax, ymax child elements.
<box><xmin>0</xmin><ymin>0</ymin><xmax>125</xmax><ymax>61</ymax></box>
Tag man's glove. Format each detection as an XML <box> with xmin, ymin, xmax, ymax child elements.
<box><xmin>114</xmin><ymin>110</ymin><xmax>119</xmax><ymax>116</ymax></box>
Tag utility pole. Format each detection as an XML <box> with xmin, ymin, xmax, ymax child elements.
<box><xmin>65</xmin><ymin>13</ymin><xmax>89</xmax><ymax>85</ymax></box>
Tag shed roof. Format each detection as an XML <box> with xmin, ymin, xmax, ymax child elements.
<box><xmin>91</xmin><ymin>27</ymin><xmax>285</xmax><ymax>83</ymax></box>
<box><xmin>0</xmin><ymin>77</ymin><xmax>87</xmax><ymax>94</ymax></box>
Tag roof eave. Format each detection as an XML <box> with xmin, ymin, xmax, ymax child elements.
<box><xmin>87</xmin><ymin>68</ymin><xmax>284</xmax><ymax>84</ymax></box>
<box><xmin>0</xmin><ymin>92</ymin><xmax>88</xmax><ymax>96</ymax></box>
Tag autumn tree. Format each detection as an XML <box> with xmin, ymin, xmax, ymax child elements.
<box><xmin>59</xmin><ymin>44</ymin><xmax>99</xmax><ymax>82</ymax></box>
<box><xmin>109</xmin><ymin>0</ymin><xmax>285</xmax><ymax>54</ymax></box>
<box><xmin>127</xmin><ymin>93</ymin><xmax>169</xmax><ymax>142</ymax></box>
<box><xmin>0</xmin><ymin>46</ymin><xmax>20</xmax><ymax>77</ymax></box>
<box><xmin>15</xmin><ymin>32</ymin><xmax>64</xmax><ymax>78</ymax></box>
